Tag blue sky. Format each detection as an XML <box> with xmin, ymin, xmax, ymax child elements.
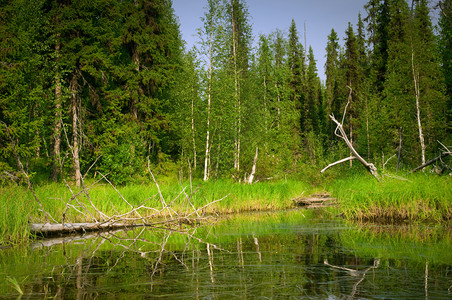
<box><xmin>172</xmin><ymin>0</ymin><xmax>367</xmax><ymax>81</ymax></box>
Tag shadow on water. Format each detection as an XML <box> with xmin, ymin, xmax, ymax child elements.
<box><xmin>1</xmin><ymin>209</ymin><xmax>451</xmax><ymax>299</ymax></box>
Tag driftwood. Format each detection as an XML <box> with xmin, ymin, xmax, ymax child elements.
<box><xmin>293</xmin><ymin>192</ymin><xmax>337</xmax><ymax>208</ymax></box>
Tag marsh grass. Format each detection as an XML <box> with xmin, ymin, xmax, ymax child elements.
<box><xmin>329</xmin><ymin>173</ymin><xmax>451</xmax><ymax>222</ymax></box>
<box><xmin>0</xmin><ymin>178</ymin><xmax>312</xmax><ymax>245</ymax></box>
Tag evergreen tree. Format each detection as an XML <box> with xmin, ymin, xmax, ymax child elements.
<box><xmin>439</xmin><ymin>0</ymin><xmax>452</xmax><ymax>136</ymax></box>
<box><xmin>411</xmin><ymin>0</ymin><xmax>448</xmax><ymax>160</ymax></box>
<box><xmin>325</xmin><ymin>28</ymin><xmax>341</xmax><ymax>139</ymax></box>
<box><xmin>288</xmin><ymin>19</ymin><xmax>306</xmax><ymax>133</ymax></box>
<box><xmin>270</xmin><ymin>30</ymin><xmax>300</xmax><ymax>173</ymax></box>
<box><xmin>366</xmin><ymin>0</ymin><xmax>390</xmax><ymax>92</ymax></box>
<box><xmin>343</xmin><ymin>22</ymin><xmax>362</xmax><ymax>150</ymax></box>
<box><xmin>305</xmin><ymin>46</ymin><xmax>320</xmax><ymax>133</ymax></box>
<box><xmin>0</xmin><ymin>0</ymin><xmax>53</xmax><ymax>182</ymax></box>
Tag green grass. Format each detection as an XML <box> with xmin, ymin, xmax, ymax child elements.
<box><xmin>0</xmin><ymin>178</ymin><xmax>313</xmax><ymax>246</ymax></box>
<box><xmin>2</xmin><ymin>170</ymin><xmax>450</xmax><ymax>246</ymax></box>
<box><xmin>329</xmin><ymin>172</ymin><xmax>452</xmax><ymax>222</ymax></box>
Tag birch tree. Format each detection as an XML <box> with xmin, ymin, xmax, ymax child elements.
<box><xmin>227</xmin><ymin>0</ymin><xmax>252</xmax><ymax>175</ymax></box>
<box><xmin>198</xmin><ymin>0</ymin><xmax>225</xmax><ymax>181</ymax></box>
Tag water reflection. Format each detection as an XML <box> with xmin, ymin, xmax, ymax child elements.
<box><xmin>0</xmin><ymin>210</ymin><xmax>451</xmax><ymax>299</ymax></box>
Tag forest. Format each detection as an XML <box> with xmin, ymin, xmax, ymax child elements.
<box><xmin>0</xmin><ymin>0</ymin><xmax>451</xmax><ymax>187</ymax></box>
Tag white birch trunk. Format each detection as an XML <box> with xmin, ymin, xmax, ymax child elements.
<box><xmin>411</xmin><ymin>48</ymin><xmax>426</xmax><ymax>166</ymax></box>
<box><xmin>231</xmin><ymin>0</ymin><xmax>241</xmax><ymax>172</ymax></box>
<box><xmin>203</xmin><ymin>17</ymin><xmax>214</xmax><ymax>181</ymax></box>
<box><xmin>247</xmin><ymin>147</ymin><xmax>258</xmax><ymax>184</ymax></box>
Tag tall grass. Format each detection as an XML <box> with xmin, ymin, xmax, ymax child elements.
<box><xmin>329</xmin><ymin>173</ymin><xmax>452</xmax><ymax>222</ymax></box>
<box><xmin>0</xmin><ymin>188</ymin><xmax>34</xmax><ymax>246</ymax></box>
<box><xmin>0</xmin><ymin>178</ymin><xmax>313</xmax><ymax>245</ymax></box>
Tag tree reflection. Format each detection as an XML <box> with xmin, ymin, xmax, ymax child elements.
<box><xmin>2</xmin><ymin>211</ymin><xmax>451</xmax><ymax>299</ymax></box>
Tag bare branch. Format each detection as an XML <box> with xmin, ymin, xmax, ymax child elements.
<box><xmin>322</xmin><ymin>114</ymin><xmax>380</xmax><ymax>180</ymax></box>
<box><xmin>321</xmin><ymin>157</ymin><xmax>356</xmax><ymax>173</ymax></box>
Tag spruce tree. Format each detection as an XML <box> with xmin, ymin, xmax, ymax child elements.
<box><xmin>439</xmin><ymin>0</ymin><xmax>452</xmax><ymax>136</ymax></box>
<box><xmin>325</xmin><ymin>29</ymin><xmax>341</xmax><ymax>140</ymax></box>
<box><xmin>411</xmin><ymin>0</ymin><xmax>448</xmax><ymax>160</ymax></box>
<box><xmin>288</xmin><ymin>20</ymin><xmax>306</xmax><ymax>133</ymax></box>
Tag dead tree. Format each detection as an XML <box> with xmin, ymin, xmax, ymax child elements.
<box><xmin>410</xmin><ymin>143</ymin><xmax>451</xmax><ymax>174</ymax></box>
<box><xmin>321</xmin><ymin>93</ymin><xmax>380</xmax><ymax>180</ymax></box>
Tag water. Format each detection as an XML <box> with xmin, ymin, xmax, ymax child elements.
<box><xmin>1</xmin><ymin>209</ymin><xmax>451</xmax><ymax>299</ymax></box>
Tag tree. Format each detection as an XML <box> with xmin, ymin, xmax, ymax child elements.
<box><xmin>1</xmin><ymin>0</ymin><xmax>184</xmax><ymax>186</ymax></box>
<box><xmin>371</xmin><ymin>0</ymin><xmax>390</xmax><ymax>92</ymax></box>
<box><xmin>288</xmin><ymin>19</ymin><xmax>306</xmax><ymax>133</ymax></box>
<box><xmin>227</xmin><ymin>0</ymin><xmax>252</xmax><ymax>175</ymax></box>
<box><xmin>382</xmin><ymin>0</ymin><xmax>447</xmax><ymax>167</ymax></box>
<box><xmin>0</xmin><ymin>0</ymin><xmax>53</xmax><ymax>183</ymax></box>
<box><xmin>172</xmin><ymin>49</ymin><xmax>202</xmax><ymax>176</ymax></box>
<box><xmin>411</xmin><ymin>0</ymin><xmax>448</xmax><ymax>163</ymax></box>
<box><xmin>325</xmin><ymin>29</ymin><xmax>341</xmax><ymax>139</ymax></box>
<box><xmin>438</xmin><ymin>0</ymin><xmax>452</xmax><ymax>137</ymax></box>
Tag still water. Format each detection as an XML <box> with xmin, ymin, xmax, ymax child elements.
<box><xmin>1</xmin><ymin>209</ymin><xmax>451</xmax><ymax>299</ymax></box>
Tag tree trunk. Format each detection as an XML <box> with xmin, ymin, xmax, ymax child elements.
<box><xmin>51</xmin><ymin>40</ymin><xmax>62</xmax><ymax>182</ymax></box>
<box><xmin>71</xmin><ymin>74</ymin><xmax>81</xmax><ymax>187</ymax></box>
<box><xmin>191</xmin><ymin>86</ymin><xmax>197</xmax><ymax>170</ymax></box>
<box><xmin>411</xmin><ymin>38</ymin><xmax>426</xmax><ymax>166</ymax></box>
<box><xmin>131</xmin><ymin>44</ymin><xmax>140</xmax><ymax>119</ymax></box>
<box><xmin>365</xmin><ymin>97</ymin><xmax>371</xmax><ymax>160</ymax></box>
<box><xmin>231</xmin><ymin>0</ymin><xmax>241</xmax><ymax>173</ymax></box>
<box><xmin>247</xmin><ymin>147</ymin><xmax>258</xmax><ymax>184</ymax></box>
<box><xmin>203</xmin><ymin>17</ymin><xmax>213</xmax><ymax>182</ymax></box>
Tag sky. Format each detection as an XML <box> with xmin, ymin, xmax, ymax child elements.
<box><xmin>172</xmin><ymin>0</ymin><xmax>367</xmax><ymax>82</ymax></box>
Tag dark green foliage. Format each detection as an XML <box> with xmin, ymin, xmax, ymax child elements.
<box><xmin>1</xmin><ymin>0</ymin><xmax>183</xmax><ymax>185</ymax></box>
<box><xmin>0</xmin><ymin>0</ymin><xmax>450</xmax><ymax>188</ymax></box>
<box><xmin>438</xmin><ymin>0</ymin><xmax>452</xmax><ymax>135</ymax></box>
<box><xmin>288</xmin><ymin>20</ymin><xmax>306</xmax><ymax>132</ymax></box>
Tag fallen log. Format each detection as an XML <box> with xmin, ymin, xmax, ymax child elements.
<box><xmin>30</xmin><ymin>222</ymin><xmax>136</xmax><ymax>236</ymax></box>
<box><xmin>410</xmin><ymin>151</ymin><xmax>451</xmax><ymax>173</ymax></box>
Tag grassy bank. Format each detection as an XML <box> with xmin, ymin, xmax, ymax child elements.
<box><xmin>329</xmin><ymin>173</ymin><xmax>452</xmax><ymax>223</ymax></box>
<box><xmin>1</xmin><ymin>171</ymin><xmax>450</xmax><ymax>247</ymax></box>
<box><xmin>0</xmin><ymin>179</ymin><xmax>312</xmax><ymax>246</ymax></box>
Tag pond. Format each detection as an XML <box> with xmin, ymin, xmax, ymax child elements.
<box><xmin>1</xmin><ymin>209</ymin><xmax>451</xmax><ymax>299</ymax></box>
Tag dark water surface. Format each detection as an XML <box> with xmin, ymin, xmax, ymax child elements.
<box><xmin>1</xmin><ymin>210</ymin><xmax>451</xmax><ymax>299</ymax></box>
